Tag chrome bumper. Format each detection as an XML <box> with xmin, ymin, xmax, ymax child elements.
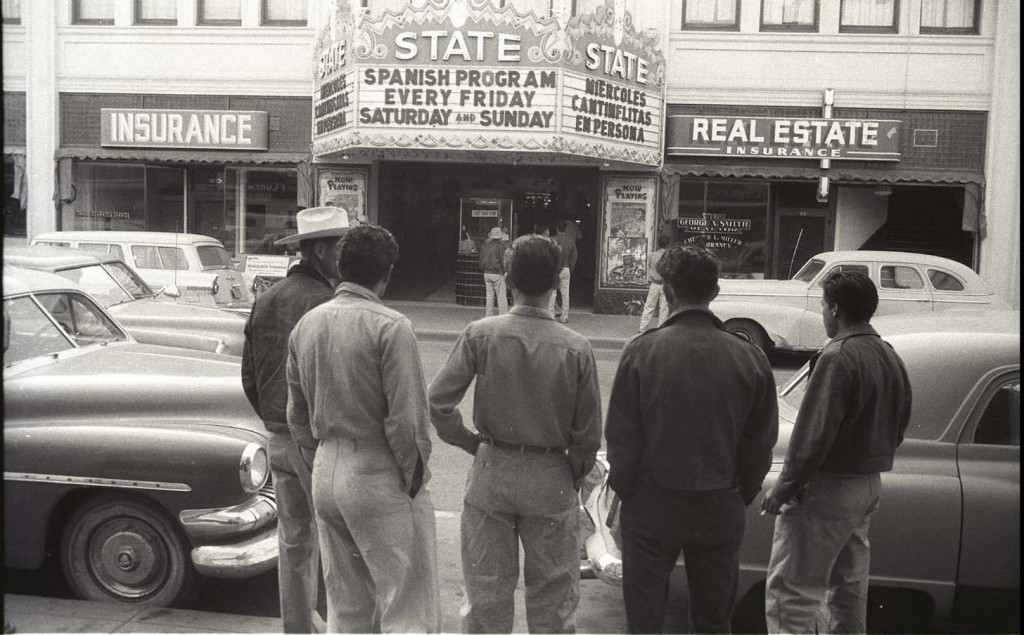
<box><xmin>190</xmin><ymin>525</ymin><xmax>278</xmax><ymax>579</ymax></box>
<box><xmin>585</xmin><ymin>531</ymin><xmax>624</xmax><ymax>586</ymax></box>
<box><xmin>179</xmin><ymin>497</ymin><xmax>276</xmax><ymax>541</ymax></box>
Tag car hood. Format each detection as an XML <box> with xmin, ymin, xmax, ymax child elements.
<box><xmin>108</xmin><ymin>297</ymin><xmax>248</xmax><ymax>354</ymax></box>
<box><xmin>4</xmin><ymin>342</ymin><xmax>265</xmax><ymax>439</ymax></box>
<box><xmin>717</xmin><ymin>278</ymin><xmax>810</xmax><ymax>298</ymax></box>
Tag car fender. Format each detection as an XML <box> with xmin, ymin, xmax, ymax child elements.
<box><xmin>710</xmin><ymin>300</ymin><xmax>809</xmax><ymax>349</ymax></box>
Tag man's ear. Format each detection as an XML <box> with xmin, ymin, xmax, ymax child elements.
<box><xmin>709</xmin><ymin>283</ymin><xmax>720</xmax><ymax>303</ymax></box>
<box><xmin>382</xmin><ymin>264</ymin><xmax>394</xmax><ymax>285</ymax></box>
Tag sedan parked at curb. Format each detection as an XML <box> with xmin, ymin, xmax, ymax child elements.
<box><xmin>4</xmin><ymin>243</ymin><xmax>248</xmax><ymax>355</ymax></box>
<box><xmin>3</xmin><ymin>266</ymin><xmax>277</xmax><ymax>607</ymax></box>
<box><xmin>712</xmin><ymin>250</ymin><xmax>1005</xmax><ymax>352</ymax></box>
<box><xmin>583</xmin><ymin>310</ymin><xmax>1020</xmax><ymax>633</ymax></box>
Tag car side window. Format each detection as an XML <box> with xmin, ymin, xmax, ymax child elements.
<box><xmin>132</xmin><ymin>245</ymin><xmax>161</xmax><ymax>269</ymax></box>
<box><xmin>158</xmin><ymin>247</ymin><xmax>189</xmax><ymax>271</ymax></box>
<box><xmin>973</xmin><ymin>380</ymin><xmax>1021</xmax><ymax>447</ymax></box>
<box><xmin>880</xmin><ymin>265</ymin><xmax>925</xmax><ymax>290</ymax></box>
<box><xmin>928</xmin><ymin>269</ymin><xmax>965</xmax><ymax>292</ymax></box>
<box><xmin>78</xmin><ymin>242</ymin><xmax>112</xmax><ymax>255</ymax></box>
<box><xmin>818</xmin><ymin>264</ymin><xmax>869</xmax><ymax>286</ymax></box>
<box><xmin>2</xmin><ymin>296</ymin><xmax>75</xmax><ymax>364</ymax></box>
<box><xmin>35</xmin><ymin>292</ymin><xmax>125</xmax><ymax>347</ymax></box>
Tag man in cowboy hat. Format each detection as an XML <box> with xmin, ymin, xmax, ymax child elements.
<box><xmin>479</xmin><ymin>225</ymin><xmax>509</xmax><ymax>316</ymax></box>
<box><xmin>241</xmin><ymin>205</ymin><xmax>351</xmax><ymax>632</ymax></box>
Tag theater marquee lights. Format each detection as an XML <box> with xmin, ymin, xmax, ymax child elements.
<box><xmin>312</xmin><ymin>0</ymin><xmax>666</xmax><ymax>167</ymax></box>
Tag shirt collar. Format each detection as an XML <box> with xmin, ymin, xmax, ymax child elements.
<box><xmin>509</xmin><ymin>305</ymin><xmax>556</xmax><ymax>321</ymax></box>
<box><xmin>828</xmin><ymin>323</ymin><xmax>880</xmax><ymax>344</ymax></box>
<box><xmin>335</xmin><ymin>281</ymin><xmax>382</xmax><ymax>304</ymax></box>
<box><xmin>661</xmin><ymin>306</ymin><xmax>724</xmax><ymax>329</ymax></box>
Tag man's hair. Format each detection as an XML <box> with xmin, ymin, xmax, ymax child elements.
<box><xmin>657</xmin><ymin>234</ymin><xmax>670</xmax><ymax>249</ymax></box>
<box><xmin>822</xmin><ymin>270</ymin><xmax>878</xmax><ymax>323</ymax></box>
<box><xmin>657</xmin><ymin>244</ymin><xmax>720</xmax><ymax>303</ymax></box>
<box><xmin>507</xmin><ymin>234</ymin><xmax>560</xmax><ymax>296</ymax></box>
<box><xmin>337</xmin><ymin>225</ymin><xmax>399</xmax><ymax>288</ymax></box>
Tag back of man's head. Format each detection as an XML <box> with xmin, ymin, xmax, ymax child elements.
<box><xmin>657</xmin><ymin>234</ymin><xmax>670</xmax><ymax>249</ymax></box>
<box><xmin>657</xmin><ymin>245</ymin><xmax>720</xmax><ymax>304</ymax></box>
<box><xmin>822</xmin><ymin>270</ymin><xmax>878</xmax><ymax>323</ymax></box>
<box><xmin>338</xmin><ymin>225</ymin><xmax>399</xmax><ymax>288</ymax></box>
<box><xmin>507</xmin><ymin>235</ymin><xmax>560</xmax><ymax>296</ymax></box>
<box><xmin>557</xmin><ymin>217</ymin><xmax>569</xmax><ymax>233</ymax></box>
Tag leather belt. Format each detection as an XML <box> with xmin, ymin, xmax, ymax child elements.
<box><xmin>479</xmin><ymin>436</ymin><xmax>565</xmax><ymax>455</ymax></box>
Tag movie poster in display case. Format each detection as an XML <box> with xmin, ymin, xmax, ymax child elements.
<box><xmin>600</xmin><ymin>175</ymin><xmax>657</xmax><ymax>288</ymax></box>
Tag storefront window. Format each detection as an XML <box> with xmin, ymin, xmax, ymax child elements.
<box><xmin>672</xmin><ymin>180</ymin><xmax>769</xmax><ymax>279</ymax></box>
<box><xmin>66</xmin><ymin>163</ymin><xmax>147</xmax><ymax>231</ymax></box>
<box><xmin>240</xmin><ymin>169</ymin><xmax>299</xmax><ymax>255</ymax></box>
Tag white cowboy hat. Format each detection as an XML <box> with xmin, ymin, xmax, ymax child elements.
<box><xmin>275</xmin><ymin>206</ymin><xmax>351</xmax><ymax>245</ymax></box>
<box><xmin>488</xmin><ymin>226</ymin><xmax>504</xmax><ymax>240</ymax></box>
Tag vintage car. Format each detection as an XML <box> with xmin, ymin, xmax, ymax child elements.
<box><xmin>712</xmin><ymin>250</ymin><xmax>1005</xmax><ymax>351</ymax></box>
<box><xmin>4</xmin><ymin>243</ymin><xmax>248</xmax><ymax>356</ymax></box>
<box><xmin>583</xmin><ymin>310</ymin><xmax>1020</xmax><ymax>632</ymax></box>
<box><xmin>3</xmin><ymin>266</ymin><xmax>277</xmax><ymax>607</ymax></box>
<box><xmin>31</xmin><ymin>230</ymin><xmax>251</xmax><ymax>309</ymax></box>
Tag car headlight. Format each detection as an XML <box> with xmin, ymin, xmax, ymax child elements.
<box><xmin>211</xmin><ymin>278</ymin><xmax>220</xmax><ymax>295</ymax></box>
<box><xmin>239</xmin><ymin>443</ymin><xmax>269</xmax><ymax>493</ymax></box>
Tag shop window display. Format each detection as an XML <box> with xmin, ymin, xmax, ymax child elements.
<box><xmin>65</xmin><ymin>163</ymin><xmax>147</xmax><ymax>231</ymax></box>
<box><xmin>672</xmin><ymin>180</ymin><xmax>769</xmax><ymax>279</ymax></box>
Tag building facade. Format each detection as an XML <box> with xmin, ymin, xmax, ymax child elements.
<box><xmin>2</xmin><ymin>0</ymin><xmax>1019</xmax><ymax>309</ymax></box>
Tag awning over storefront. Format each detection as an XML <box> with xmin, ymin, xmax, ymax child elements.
<box><xmin>55</xmin><ymin>147</ymin><xmax>310</xmax><ymax>165</ymax></box>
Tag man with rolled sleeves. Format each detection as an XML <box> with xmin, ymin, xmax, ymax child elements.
<box><xmin>429</xmin><ymin>234</ymin><xmax>602</xmax><ymax>633</ymax></box>
<box><xmin>606</xmin><ymin>244</ymin><xmax>778</xmax><ymax>634</ymax></box>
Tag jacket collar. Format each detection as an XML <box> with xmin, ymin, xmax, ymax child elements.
<box><xmin>660</xmin><ymin>306</ymin><xmax>727</xmax><ymax>331</ymax></box>
<box><xmin>828</xmin><ymin>323</ymin><xmax>880</xmax><ymax>344</ymax></box>
<box><xmin>509</xmin><ymin>305</ymin><xmax>556</xmax><ymax>321</ymax></box>
<box><xmin>287</xmin><ymin>262</ymin><xmax>333</xmax><ymax>289</ymax></box>
<box><xmin>335</xmin><ymin>281</ymin><xmax>382</xmax><ymax>303</ymax></box>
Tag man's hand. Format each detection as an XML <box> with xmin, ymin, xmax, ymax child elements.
<box><xmin>760</xmin><ymin>487</ymin><xmax>786</xmax><ymax>516</ymax></box>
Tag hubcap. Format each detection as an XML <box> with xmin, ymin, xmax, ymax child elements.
<box><xmin>88</xmin><ymin>519</ymin><xmax>169</xmax><ymax>599</ymax></box>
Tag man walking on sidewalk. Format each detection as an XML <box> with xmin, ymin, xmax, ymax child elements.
<box><xmin>549</xmin><ymin>217</ymin><xmax>577</xmax><ymax>323</ymax></box>
<box><xmin>287</xmin><ymin>225</ymin><xmax>440</xmax><ymax>632</ymax></box>
<box><xmin>242</xmin><ymin>206</ymin><xmax>349</xmax><ymax>632</ymax></box>
<box><xmin>480</xmin><ymin>225</ymin><xmax>508</xmax><ymax>316</ymax></box>
<box><xmin>606</xmin><ymin>245</ymin><xmax>778</xmax><ymax>633</ymax></box>
<box><xmin>762</xmin><ymin>271</ymin><xmax>912</xmax><ymax>634</ymax></box>
<box><xmin>637</xmin><ymin>234</ymin><xmax>671</xmax><ymax>333</ymax></box>
<box><xmin>429</xmin><ymin>234</ymin><xmax>603</xmax><ymax>633</ymax></box>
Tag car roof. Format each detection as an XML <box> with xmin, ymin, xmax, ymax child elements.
<box><xmin>3</xmin><ymin>265</ymin><xmax>86</xmax><ymax>296</ymax></box>
<box><xmin>3</xmin><ymin>243</ymin><xmax>116</xmax><ymax>270</ymax></box>
<box><xmin>814</xmin><ymin>250</ymin><xmax>990</xmax><ymax>292</ymax></box>
<box><xmin>873</xmin><ymin>309</ymin><xmax>1020</xmax><ymax>337</ymax></box>
<box><xmin>33</xmin><ymin>231</ymin><xmax>226</xmax><ymax>246</ymax></box>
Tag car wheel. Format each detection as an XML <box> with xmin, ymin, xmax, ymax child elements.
<box><xmin>60</xmin><ymin>493</ymin><xmax>200</xmax><ymax>607</ymax></box>
<box><xmin>726</xmin><ymin>319</ymin><xmax>772</xmax><ymax>352</ymax></box>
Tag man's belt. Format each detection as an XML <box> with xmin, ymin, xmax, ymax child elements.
<box><xmin>479</xmin><ymin>435</ymin><xmax>565</xmax><ymax>455</ymax></box>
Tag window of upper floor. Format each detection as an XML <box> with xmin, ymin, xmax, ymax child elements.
<box><xmin>2</xmin><ymin>0</ymin><xmax>20</xmax><ymax>25</ymax></box>
<box><xmin>262</xmin><ymin>0</ymin><xmax>307</xmax><ymax>26</ymax></box>
<box><xmin>839</xmin><ymin>0</ymin><xmax>899</xmax><ymax>33</ymax></box>
<box><xmin>198</xmin><ymin>0</ymin><xmax>241</xmax><ymax>26</ymax></box>
<box><xmin>135</xmin><ymin>0</ymin><xmax>177</xmax><ymax>25</ymax></box>
<box><xmin>760</xmin><ymin>0</ymin><xmax>818</xmax><ymax>32</ymax></box>
<box><xmin>73</xmin><ymin>0</ymin><xmax>115</xmax><ymax>25</ymax></box>
<box><xmin>920</xmin><ymin>0</ymin><xmax>979</xmax><ymax>34</ymax></box>
<box><xmin>568</xmin><ymin>0</ymin><xmax>606</xmax><ymax>17</ymax></box>
<box><xmin>682</xmin><ymin>0</ymin><xmax>740</xmax><ymax>31</ymax></box>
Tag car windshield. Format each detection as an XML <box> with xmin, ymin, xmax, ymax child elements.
<box><xmin>54</xmin><ymin>265</ymin><xmax>134</xmax><ymax>307</ymax></box>
<box><xmin>792</xmin><ymin>258</ymin><xmax>825</xmax><ymax>282</ymax></box>
<box><xmin>103</xmin><ymin>262</ymin><xmax>155</xmax><ymax>298</ymax></box>
<box><xmin>3</xmin><ymin>296</ymin><xmax>76</xmax><ymax>364</ymax></box>
<box><xmin>197</xmin><ymin>245</ymin><xmax>235</xmax><ymax>270</ymax></box>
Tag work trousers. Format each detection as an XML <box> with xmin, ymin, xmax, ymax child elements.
<box><xmin>620</xmin><ymin>480</ymin><xmax>745</xmax><ymax>634</ymax></box>
<box><xmin>637</xmin><ymin>283</ymin><xmax>669</xmax><ymax>332</ymax></box>
<box><xmin>765</xmin><ymin>473</ymin><xmax>881</xmax><ymax>635</ymax></box>
<box><xmin>268</xmin><ymin>431</ymin><xmax>320</xmax><ymax>633</ymax></box>
<box><xmin>312</xmin><ymin>438</ymin><xmax>440</xmax><ymax>633</ymax></box>
<box><xmin>484</xmin><ymin>272</ymin><xmax>508</xmax><ymax>316</ymax></box>
<box><xmin>461</xmin><ymin>443</ymin><xmax>580</xmax><ymax>633</ymax></box>
<box><xmin>548</xmin><ymin>267</ymin><xmax>572</xmax><ymax>322</ymax></box>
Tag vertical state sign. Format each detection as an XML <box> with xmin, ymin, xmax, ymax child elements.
<box><xmin>312</xmin><ymin>0</ymin><xmax>665</xmax><ymax>167</ymax></box>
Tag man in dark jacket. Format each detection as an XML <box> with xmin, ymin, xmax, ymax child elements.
<box><xmin>241</xmin><ymin>206</ymin><xmax>351</xmax><ymax>633</ymax></box>
<box><xmin>606</xmin><ymin>244</ymin><xmax>778</xmax><ymax>633</ymax></box>
<box><xmin>479</xmin><ymin>225</ymin><xmax>508</xmax><ymax>315</ymax></box>
<box><xmin>762</xmin><ymin>271</ymin><xmax>912</xmax><ymax>634</ymax></box>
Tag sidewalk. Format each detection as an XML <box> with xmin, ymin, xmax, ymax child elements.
<box><xmin>387</xmin><ymin>300</ymin><xmax>639</xmax><ymax>350</ymax></box>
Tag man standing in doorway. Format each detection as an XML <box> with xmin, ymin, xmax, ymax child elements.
<box><xmin>762</xmin><ymin>271</ymin><xmax>912</xmax><ymax>634</ymax></box>
<box><xmin>606</xmin><ymin>245</ymin><xmax>778</xmax><ymax>633</ymax></box>
<box><xmin>241</xmin><ymin>206</ymin><xmax>350</xmax><ymax>633</ymax></box>
<box><xmin>480</xmin><ymin>225</ymin><xmax>508</xmax><ymax>316</ymax></box>
<box><xmin>549</xmin><ymin>217</ymin><xmax>577</xmax><ymax>323</ymax></box>
<box><xmin>286</xmin><ymin>225</ymin><xmax>440</xmax><ymax>632</ymax></box>
<box><xmin>429</xmin><ymin>234</ymin><xmax>603</xmax><ymax>633</ymax></box>
<box><xmin>637</xmin><ymin>234</ymin><xmax>671</xmax><ymax>333</ymax></box>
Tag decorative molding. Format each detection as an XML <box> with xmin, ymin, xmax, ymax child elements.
<box><xmin>4</xmin><ymin>471</ymin><xmax>192</xmax><ymax>492</ymax></box>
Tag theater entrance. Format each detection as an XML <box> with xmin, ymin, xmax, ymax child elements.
<box><xmin>377</xmin><ymin>162</ymin><xmax>600</xmax><ymax>306</ymax></box>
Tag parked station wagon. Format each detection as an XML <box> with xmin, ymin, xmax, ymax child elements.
<box><xmin>712</xmin><ymin>250</ymin><xmax>1005</xmax><ymax>351</ymax></box>
<box><xmin>3</xmin><ymin>266</ymin><xmax>277</xmax><ymax>606</ymax></box>
<box><xmin>583</xmin><ymin>310</ymin><xmax>1020</xmax><ymax>632</ymax></box>
<box><xmin>32</xmin><ymin>231</ymin><xmax>251</xmax><ymax>309</ymax></box>
<box><xmin>5</xmin><ymin>243</ymin><xmax>247</xmax><ymax>355</ymax></box>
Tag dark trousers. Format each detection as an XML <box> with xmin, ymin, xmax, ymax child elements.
<box><xmin>620</xmin><ymin>480</ymin><xmax>746</xmax><ymax>634</ymax></box>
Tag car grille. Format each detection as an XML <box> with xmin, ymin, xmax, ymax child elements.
<box><xmin>259</xmin><ymin>476</ymin><xmax>276</xmax><ymax>506</ymax></box>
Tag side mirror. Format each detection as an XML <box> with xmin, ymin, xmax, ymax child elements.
<box><xmin>160</xmin><ymin>284</ymin><xmax>181</xmax><ymax>299</ymax></box>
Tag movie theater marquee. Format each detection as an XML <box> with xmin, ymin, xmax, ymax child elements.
<box><xmin>312</xmin><ymin>0</ymin><xmax>666</xmax><ymax>167</ymax></box>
